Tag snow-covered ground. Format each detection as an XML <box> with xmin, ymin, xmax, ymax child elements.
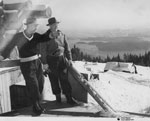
<box><xmin>72</xmin><ymin>61</ymin><xmax>150</xmax><ymax>114</ymax></box>
<box><xmin>3</xmin><ymin>61</ymin><xmax>150</xmax><ymax>114</ymax></box>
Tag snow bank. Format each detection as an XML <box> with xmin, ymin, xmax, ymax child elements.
<box><xmin>73</xmin><ymin>61</ymin><xmax>150</xmax><ymax>113</ymax></box>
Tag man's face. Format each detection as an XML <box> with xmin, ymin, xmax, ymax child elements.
<box><xmin>49</xmin><ymin>23</ymin><xmax>58</xmax><ymax>31</ymax></box>
<box><xmin>27</xmin><ymin>21</ymin><xmax>38</xmax><ymax>34</ymax></box>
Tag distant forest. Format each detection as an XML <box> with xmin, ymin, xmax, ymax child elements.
<box><xmin>71</xmin><ymin>45</ymin><xmax>150</xmax><ymax>66</ymax></box>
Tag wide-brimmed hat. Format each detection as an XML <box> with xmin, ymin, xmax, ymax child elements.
<box><xmin>24</xmin><ymin>17</ymin><xmax>37</xmax><ymax>25</ymax></box>
<box><xmin>46</xmin><ymin>17</ymin><xmax>59</xmax><ymax>26</ymax></box>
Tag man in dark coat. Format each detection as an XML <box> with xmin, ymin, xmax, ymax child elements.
<box><xmin>42</xmin><ymin>17</ymin><xmax>77</xmax><ymax>105</ymax></box>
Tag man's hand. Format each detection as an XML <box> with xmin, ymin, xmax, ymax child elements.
<box><xmin>68</xmin><ymin>60</ymin><xmax>73</xmax><ymax>67</ymax></box>
<box><xmin>43</xmin><ymin>64</ymin><xmax>51</xmax><ymax>77</ymax></box>
<box><xmin>43</xmin><ymin>64</ymin><xmax>49</xmax><ymax>71</ymax></box>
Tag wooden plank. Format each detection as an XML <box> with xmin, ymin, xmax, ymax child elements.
<box><xmin>0</xmin><ymin>60</ymin><xmax>20</xmax><ymax>68</ymax></box>
<box><xmin>3</xmin><ymin>10</ymin><xmax>19</xmax><ymax>23</ymax></box>
<box><xmin>3</xmin><ymin>2</ymin><xmax>30</xmax><ymax>10</ymax></box>
<box><xmin>4</xmin><ymin>22</ymin><xmax>21</xmax><ymax>30</ymax></box>
<box><xmin>23</xmin><ymin>7</ymin><xmax>52</xmax><ymax>18</ymax></box>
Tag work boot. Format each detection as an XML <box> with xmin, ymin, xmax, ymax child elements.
<box><xmin>56</xmin><ymin>94</ymin><xmax>61</xmax><ymax>103</ymax></box>
<box><xmin>38</xmin><ymin>103</ymin><xmax>46</xmax><ymax>113</ymax></box>
<box><xmin>65</xmin><ymin>94</ymin><xmax>77</xmax><ymax>105</ymax></box>
<box><xmin>32</xmin><ymin>101</ymin><xmax>42</xmax><ymax>116</ymax></box>
<box><xmin>38</xmin><ymin>99</ymin><xmax>46</xmax><ymax>113</ymax></box>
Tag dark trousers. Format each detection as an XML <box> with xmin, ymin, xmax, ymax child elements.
<box><xmin>47</xmin><ymin>55</ymin><xmax>72</xmax><ymax>95</ymax></box>
<box><xmin>20</xmin><ymin>59</ymin><xmax>44</xmax><ymax>104</ymax></box>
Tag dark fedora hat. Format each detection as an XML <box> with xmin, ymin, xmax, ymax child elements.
<box><xmin>47</xmin><ymin>17</ymin><xmax>59</xmax><ymax>26</ymax></box>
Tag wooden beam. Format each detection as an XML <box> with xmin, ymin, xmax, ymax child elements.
<box><xmin>0</xmin><ymin>59</ymin><xmax>20</xmax><ymax>68</ymax></box>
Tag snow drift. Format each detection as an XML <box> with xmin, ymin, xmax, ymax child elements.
<box><xmin>70</xmin><ymin>61</ymin><xmax>150</xmax><ymax>114</ymax></box>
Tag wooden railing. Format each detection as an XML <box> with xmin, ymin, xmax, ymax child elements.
<box><xmin>0</xmin><ymin>59</ymin><xmax>20</xmax><ymax>68</ymax></box>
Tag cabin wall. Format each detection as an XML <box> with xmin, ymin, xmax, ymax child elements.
<box><xmin>0</xmin><ymin>67</ymin><xmax>21</xmax><ymax>114</ymax></box>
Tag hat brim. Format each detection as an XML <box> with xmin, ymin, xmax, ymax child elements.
<box><xmin>24</xmin><ymin>22</ymin><xmax>38</xmax><ymax>25</ymax></box>
<box><xmin>46</xmin><ymin>22</ymin><xmax>60</xmax><ymax>26</ymax></box>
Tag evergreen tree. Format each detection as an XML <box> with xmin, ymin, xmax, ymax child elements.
<box><xmin>71</xmin><ymin>44</ymin><xmax>150</xmax><ymax>66</ymax></box>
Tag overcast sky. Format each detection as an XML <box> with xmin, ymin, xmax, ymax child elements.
<box><xmin>4</xmin><ymin>0</ymin><xmax>150</xmax><ymax>32</ymax></box>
